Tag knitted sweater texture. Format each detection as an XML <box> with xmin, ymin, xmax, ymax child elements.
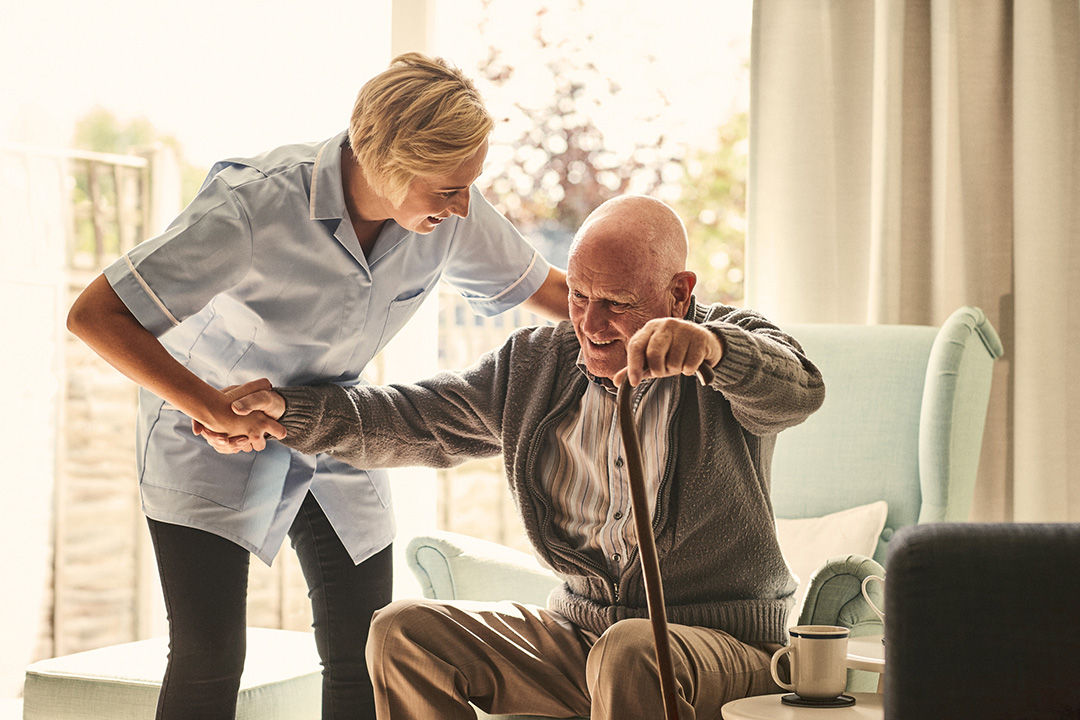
<box><xmin>278</xmin><ymin>300</ymin><xmax>825</xmax><ymax>644</ymax></box>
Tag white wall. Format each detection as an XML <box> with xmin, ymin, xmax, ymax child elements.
<box><xmin>0</xmin><ymin>149</ymin><xmax>66</xmax><ymax>697</ymax></box>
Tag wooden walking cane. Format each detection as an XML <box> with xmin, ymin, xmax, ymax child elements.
<box><xmin>615</xmin><ymin>364</ymin><xmax>714</xmax><ymax>720</ymax></box>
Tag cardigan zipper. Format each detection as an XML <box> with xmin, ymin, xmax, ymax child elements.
<box><xmin>623</xmin><ymin>377</ymin><xmax>681</xmax><ymax>574</ymax></box>
<box><xmin>524</xmin><ymin>377</ymin><xmax>621</xmax><ymax>604</ymax></box>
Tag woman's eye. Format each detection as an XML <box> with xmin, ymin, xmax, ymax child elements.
<box><xmin>438</xmin><ymin>192</ymin><xmax>455</xmax><ymax>199</ymax></box>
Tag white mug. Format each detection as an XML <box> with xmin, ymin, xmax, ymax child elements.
<box><xmin>770</xmin><ymin>625</ymin><xmax>849</xmax><ymax>699</ymax></box>
<box><xmin>860</xmin><ymin>574</ymin><xmax>886</xmax><ymax>624</ymax></box>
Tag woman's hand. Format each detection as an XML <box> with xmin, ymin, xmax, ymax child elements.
<box><xmin>192</xmin><ymin>378</ymin><xmax>288</xmax><ymax>453</ymax></box>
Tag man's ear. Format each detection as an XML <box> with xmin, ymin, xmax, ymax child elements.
<box><xmin>669</xmin><ymin>271</ymin><xmax>697</xmax><ymax>316</ymax></box>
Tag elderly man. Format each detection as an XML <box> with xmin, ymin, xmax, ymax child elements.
<box><xmin>222</xmin><ymin>195</ymin><xmax>825</xmax><ymax>719</ymax></box>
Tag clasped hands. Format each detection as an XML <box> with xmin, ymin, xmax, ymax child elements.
<box><xmin>198</xmin><ymin>317</ymin><xmax>722</xmax><ymax>454</ymax></box>
<box><xmin>192</xmin><ymin>378</ymin><xmax>289</xmax><ymax>455</ymax></box>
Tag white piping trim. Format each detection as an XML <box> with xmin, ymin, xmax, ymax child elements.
<box><xmin>482</xmin><ymin>251</ymin><xmax>540</xmax><ymax>303</ymax></box>
<box><xmin>125</xmin><ymin>255</ymin><xmax>180</xmax><ymax>327</ymax></box>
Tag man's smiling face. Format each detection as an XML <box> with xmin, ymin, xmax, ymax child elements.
<box><xmin>567</xmin><ymin>229</ymin><xmax>675</xmax><ymax>380</ymax></box>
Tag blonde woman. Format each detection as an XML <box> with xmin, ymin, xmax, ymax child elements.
<box><xmin>67</xmin><ymin>53</ymin><xmax>569</xmax><ymax>720</ymax></box>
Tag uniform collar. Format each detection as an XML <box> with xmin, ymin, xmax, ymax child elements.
<box><xmin>309</xmin><ymin>130</ymin><xmax>349</xmax><ymax>221</ymax></box>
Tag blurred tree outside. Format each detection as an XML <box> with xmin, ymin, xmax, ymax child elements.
<box><xmin>435</xmin><ymin>0</ymin><xmax>750</xmax><ymax>550</ymax></box>
<box><xmin>471</xmin><ymin>2</ymin><xmax>683</xmax><ymax>269</ymax></box>
<box><xmin>469</xmin><ymin>1</ymin><xmax>747</xmax><ymax>304</ymax></box>
<box><xmin>674</xmin><ymin>111</ymin><xmax>748</xmax><ymax>305</ymax></box>
<box><xmin>73</xmin><ymin>106</ymin><xmax>206</xmax><ymax>202</ymax></box>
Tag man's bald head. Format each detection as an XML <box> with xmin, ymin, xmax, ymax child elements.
<box><xmin>568</xmin><ymin>195</ymin><xmax>689</xmax><ymax>285</ymax></box>
<box><xmin>565</xmin><ymin>195</ymin><xmax>697</xmax><ymax>379</ymax></box>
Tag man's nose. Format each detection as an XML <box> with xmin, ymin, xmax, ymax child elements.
<box><xmin>581</xmin><ymin>302</ymin><xmax>610</xmax><ymax>334</ymax></box>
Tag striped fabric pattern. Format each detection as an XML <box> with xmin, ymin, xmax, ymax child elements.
<box><xmin>539</xmin><ymin>361</ymin><xmax>676</xmax><ymax>577</ymax></box>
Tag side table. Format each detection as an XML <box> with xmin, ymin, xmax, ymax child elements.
<box><xmin>846</xmin><ymin>633</ymin><xmax>885</xmax><ymax>692</ymax></box>
<box><xmin>845</xmin><ymin>634</ymin><xmax>885</xmax><ymax>674</ymax></box>
<box><xmin>721</xmin><ymin>692</ymin><xmax>883</xmax><ymax>719</ymax></box>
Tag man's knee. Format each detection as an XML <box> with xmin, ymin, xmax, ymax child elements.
<box><xmin>366</xmin><ymin>599</ymin><xmax>430</xmax><ymax>664</ymax></box>
<box><xmin>586</xmin><ymin>618</ymin><xmax>657</xmax><ymax>687</ymax></box>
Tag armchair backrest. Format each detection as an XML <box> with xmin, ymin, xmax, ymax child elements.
<box><xmin>770</xmin><ymin>306</ymin><xmax>1003</xmax><ymax>564</ymax></box>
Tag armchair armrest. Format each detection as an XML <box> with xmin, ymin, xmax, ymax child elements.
<box><xmin>406</xmin><ymin>531</ymin><xmax>562</xmax><ymax>606</ymax></box>
<box><xmin>799</xmin><ymin>554</ymin><xmax>885</xmax><ymax>632</ymax></box>
<box><xmin>799</xmin><ymin>554</ymin><xmax>886</xmax><ymax>693</ymax></box>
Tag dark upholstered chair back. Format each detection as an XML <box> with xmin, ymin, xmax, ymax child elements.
<box><xmin>884</xmin><ymin>523</ymin><xmax>1080</xmax><ymax>720</ymax></box>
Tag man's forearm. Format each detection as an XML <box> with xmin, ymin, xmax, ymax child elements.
<box><xmin>276</xmin><ymin>378</ymin><xmax>503</xmax><ymax>469</ymax></box>
<box><xmin>707</xmin><ymin>321</ymin><xmax>826</xmax><ymax>435</ymax></box>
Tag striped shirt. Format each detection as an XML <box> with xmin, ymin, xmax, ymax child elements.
<box><xmin>538</xmin><ymin>354</ymin><xmax>676</xmax><ymax>577</ymax></box>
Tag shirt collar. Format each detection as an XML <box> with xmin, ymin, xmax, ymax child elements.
<box><xmin>573</xmin><ymin>349</ymin><xmax>659</xmax><ymax>396</ymax></box>
<box><xmin>309</xmin><ymin>130</ymin><xmax>349</xmax><ymax>222</ymax></box>
<box><xmin>574</xmin><ymin>351</ymin><xmax>614</xmax><ymax>391</ymax></box>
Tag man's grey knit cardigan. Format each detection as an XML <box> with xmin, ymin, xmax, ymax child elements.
<box><xmin>278</xmin><ymin>299</ymin><xmax>825</xmax><ymax>645</ymax></box>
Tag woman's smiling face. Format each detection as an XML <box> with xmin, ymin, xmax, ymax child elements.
<box><xmin>392</xmin><ymin>140</ymin><xmax>488</xmax><ymax>233</ymax></box>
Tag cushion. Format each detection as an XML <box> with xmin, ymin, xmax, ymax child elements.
<box><xmin>22</xmin><ymin>628</ymin><xmax>321</xmax><ymax>720</ymax></box>
<box><xmin>775</xmin><ymin>501</ymin><xmax>888</xmax><ymax>624</ymax></box>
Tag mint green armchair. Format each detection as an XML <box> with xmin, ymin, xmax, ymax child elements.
<box><xmin>406</xmin><ymin>306</ymin><xmax>1002</xmax><ymax>713</ymax></box>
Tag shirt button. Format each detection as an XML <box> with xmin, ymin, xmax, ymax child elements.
<box><xmin>613</xmin><ymin>511</ymin><xmax>623</xmax><ymax>520</ymax></box>
<box><xmin>612</xmin><ymin>553</ymin><xmax>621</xmax><ymax>563</ymax></box>
<box><xmin>614</xmin><ymin>457</ymin><xmax>624</xmax><ymax>468</ymax></box>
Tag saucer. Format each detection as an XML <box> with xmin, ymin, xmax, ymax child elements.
<box><xmin>780</xmin><ymin>694</ymin><xmax>856</xmax><ymax>708</ymax></box>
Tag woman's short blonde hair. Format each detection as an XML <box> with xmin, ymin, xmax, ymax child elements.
<box><xmin>348</xmin><ymin>53</ymin><xmax>493</xmax><ymax>206</ymax></box>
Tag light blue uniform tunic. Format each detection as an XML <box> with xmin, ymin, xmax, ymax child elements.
<box><xmin>104</xmin><ymin>131</ymin><xmax>549</xmax><ymax>565</ymax></box>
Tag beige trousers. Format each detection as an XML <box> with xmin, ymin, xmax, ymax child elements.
<box><xmin>366</xmin><ymin>599</ymin><xmax>782</xmax><ymax>720</ymax></box>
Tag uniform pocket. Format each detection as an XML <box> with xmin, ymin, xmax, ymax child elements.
<box><xmin>373</xmin><ymin>287</ymin><xmax>431</xmax><ymax>355</ymax></box>
<box><xmin>140</xmin><ymin>407</ymin><xmax>260</xmax><ymax>510</ymax></box>
<box><xmin>317</xmin><ymin>455</ymin><xmax>392</xmax><ymax>509</ymax></box>
<box><xmin>184</xmin><ymin>308</ymin><xmax>258</xmax><ymax>387</ymax></box>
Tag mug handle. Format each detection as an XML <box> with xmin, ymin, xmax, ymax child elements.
<box><xmin>860</xmin><ymin>574</ymin><xmax>886</xmax><ymax>623</ymax></box>
<box><xmin>770</xmin><ymin>645</ymin><xmax>795</xmax><ymax>691</ymax></box>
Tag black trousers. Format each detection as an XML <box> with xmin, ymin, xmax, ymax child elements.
<box><xmin>147</xmin><ymin>492</ymin><xmax>393</xmax><ymax>720</ymax></box>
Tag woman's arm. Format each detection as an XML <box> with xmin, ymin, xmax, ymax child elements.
<box><xmin>520</xmin><ymin>266</ymin><xmax>569</xmax><ymax>322</ymax></box>
<box><xmin>66</xmin><ymin>274</ymin><xmax>285</xmax><ymax>447</ymax></box>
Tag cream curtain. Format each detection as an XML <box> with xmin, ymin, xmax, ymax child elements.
<box><xmin>747</xmin><ymin>0</ymin><xmax>1079</xmax><ymax>521</ymax></box>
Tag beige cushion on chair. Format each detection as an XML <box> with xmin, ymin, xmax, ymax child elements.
<box><xmin>774</xmin><ymin>500</ymin><xmax>889</xmax><ymax>624</ymax></box>
<box><xmin>23</xmin><ymin>628</ymin><xmax>321</xmax><ymax>720</ymax></box>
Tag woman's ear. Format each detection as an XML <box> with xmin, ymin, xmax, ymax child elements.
<box><xmin>669</xmin><ymin>271</ymin><xmax>697</xmax><ymax>316</ymax></box>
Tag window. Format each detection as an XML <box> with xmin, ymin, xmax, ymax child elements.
<box><xmin>0</xmin><ymin>1</ymin><xmax>750</xmax><ymax>677</ymax></box>
<box><xmin>428</xmin><ymin>0</ymin><xmax>752</xmax><ymax>550</ymax></box>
